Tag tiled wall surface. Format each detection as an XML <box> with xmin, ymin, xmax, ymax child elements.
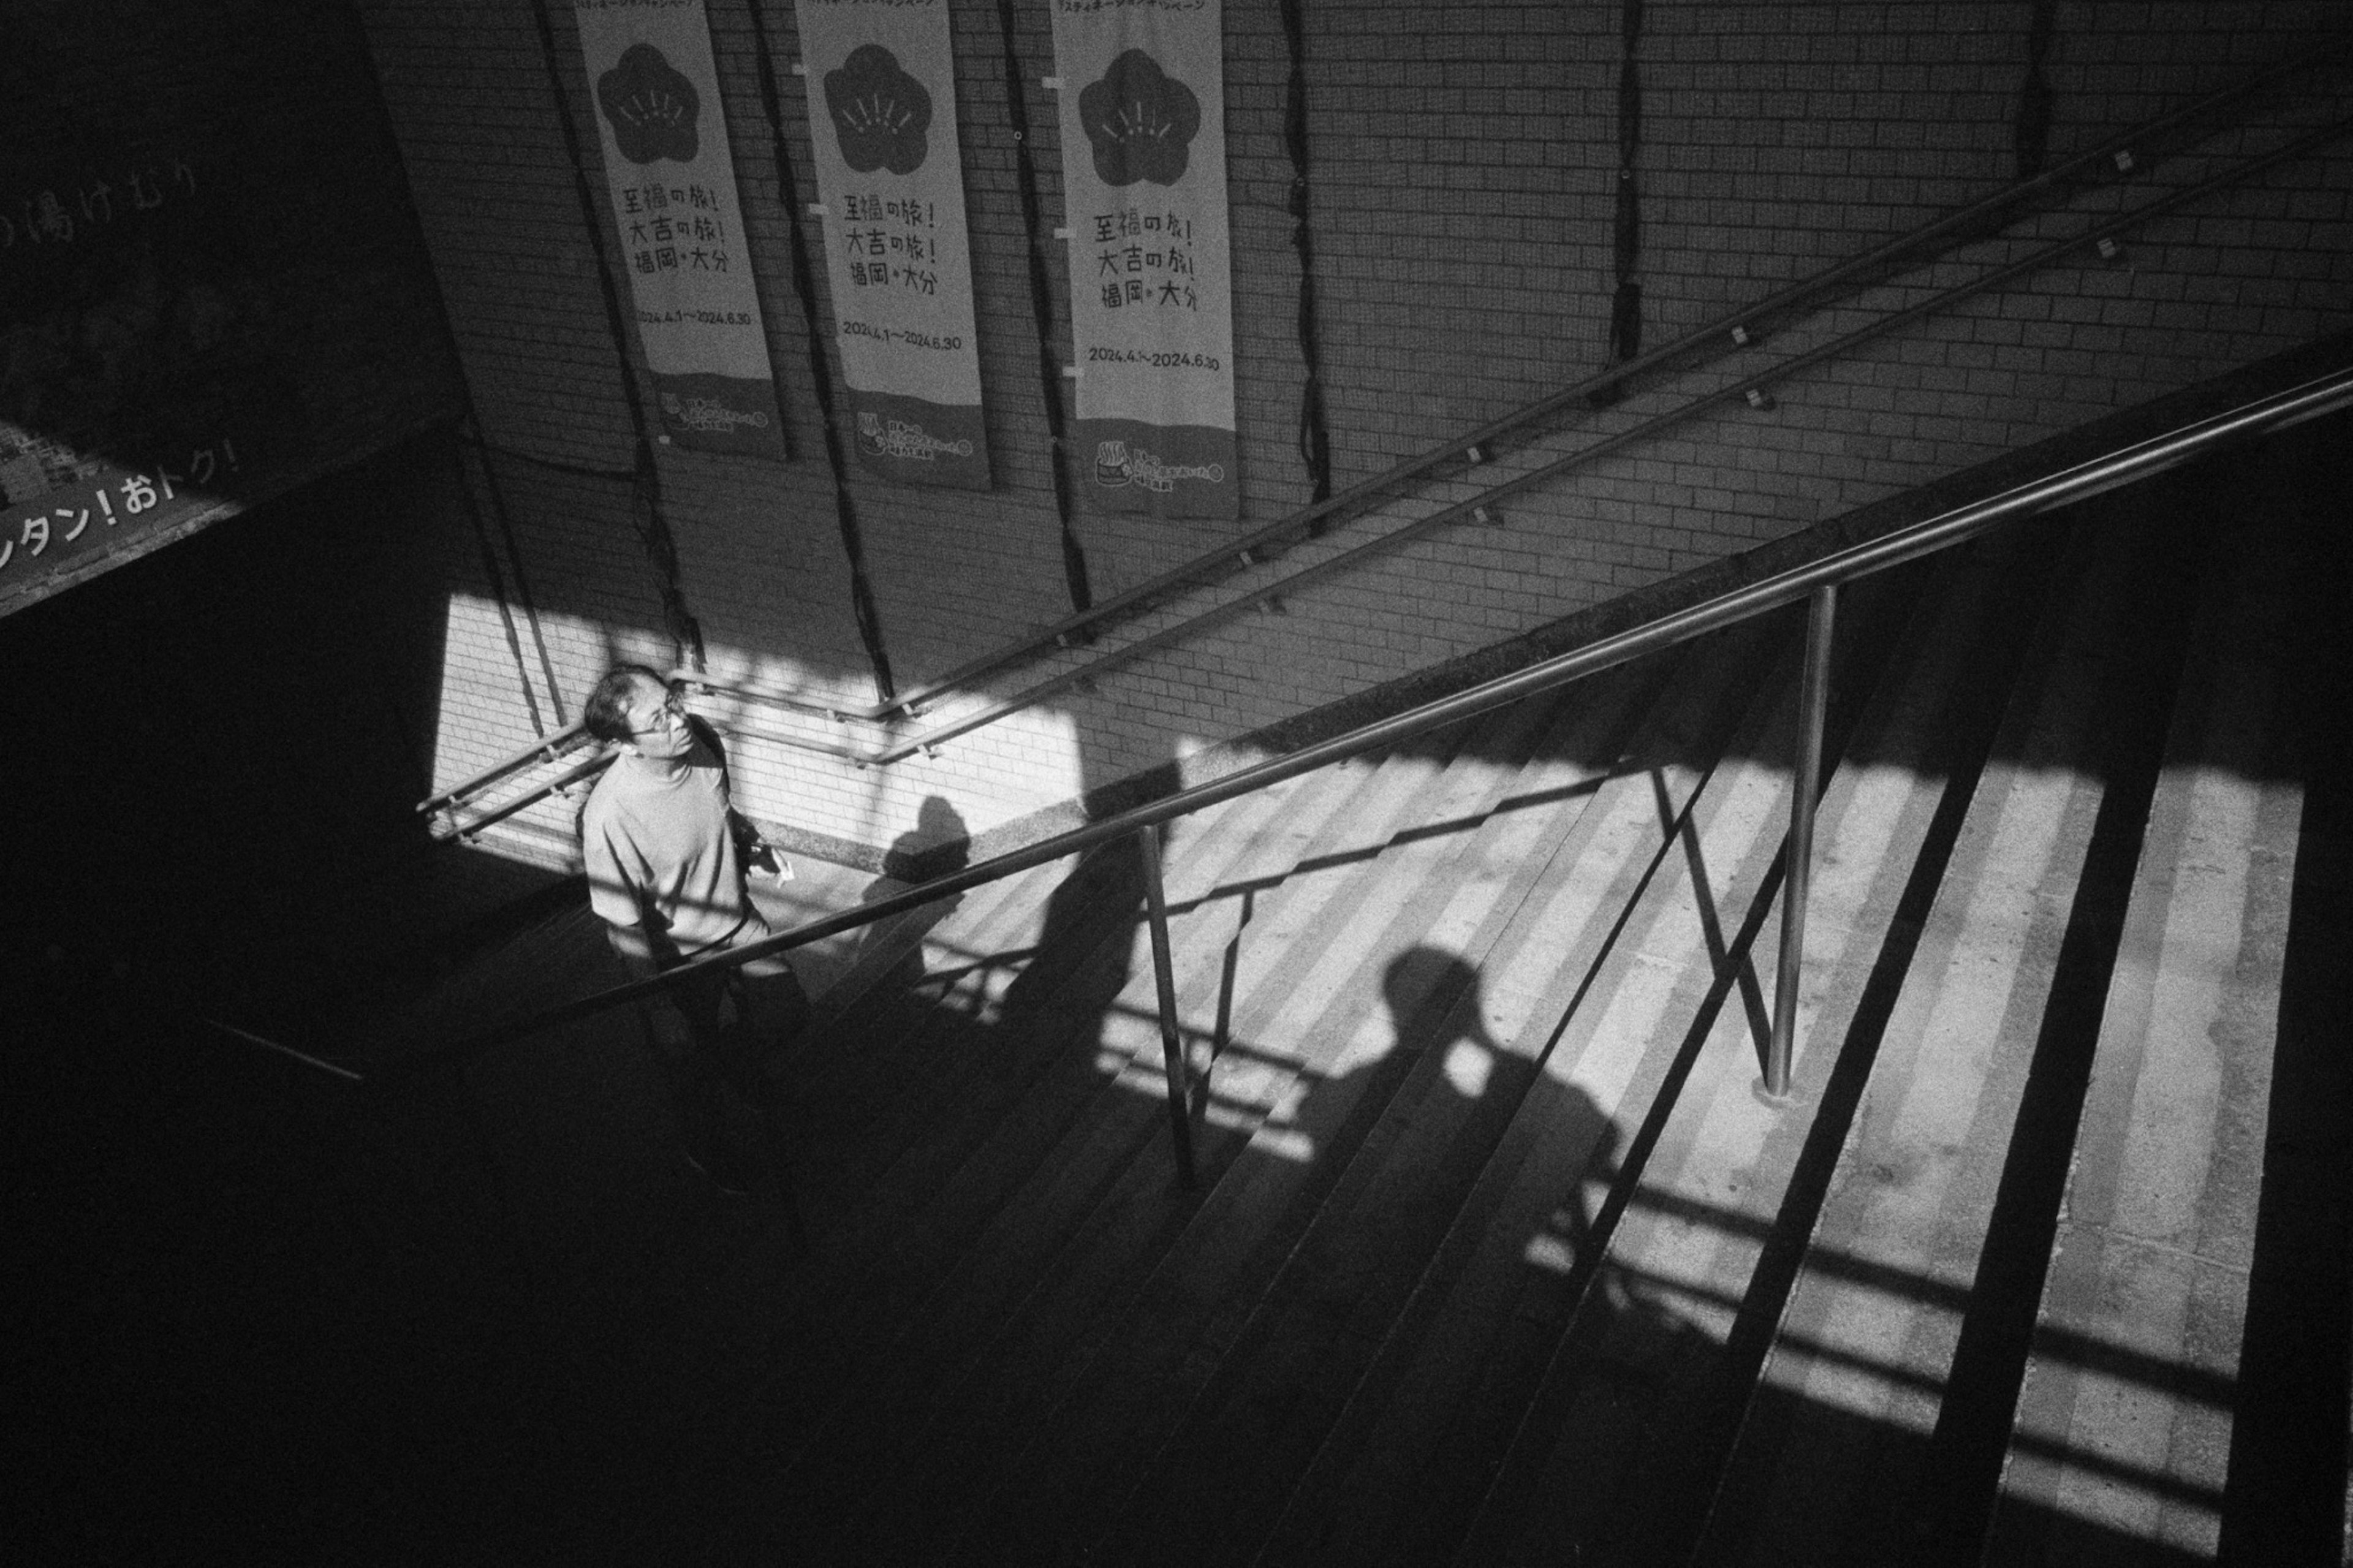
<box><xmin>354</xmin><ymin>0</ymin><xmax>2353</xmax><ymax>868</ymax></box>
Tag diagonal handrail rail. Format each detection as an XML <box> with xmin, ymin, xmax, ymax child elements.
<box><xmin>434</xmin><ymin>104</ymin><xmax>2353</xmax><ymax>840</ymax></box>
<box><xmin>385</xmin><ymin>360</ymin><xmax>2353</xmax><ymax>1090</ymax></box>
<box><xmin>851</xmin><ymin>115</ymin><xmax>2353</xmax><ymax>768</ymax></box>
<box><xmin>414</xmin><ymin>51</ymin><xmax>2341</xmax><ymax>825</ymax></box>
<box><xmin>735</xmin><ymin>50</ymin><xmax>2344</xmax><ymax>727</ymax></box>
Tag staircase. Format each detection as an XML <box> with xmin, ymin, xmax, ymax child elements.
<box><xmin>329</xmin><ymin>411</ymin><xmax>2342</xmax><ymax>1566</ymax></box>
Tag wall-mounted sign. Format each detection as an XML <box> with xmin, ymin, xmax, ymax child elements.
<box><xmin>1</xmin><ymin>151</ymin><xmax>303</xmax><ymax>615</ymax></box>
<box><xmin>576</xmin><ymin>0</ymin><xmax>788</xmax><ymax>460</ymax></box>
<box><xmin>0</xmin><ymin>427</ymin><xmax>256</xmax><ymax>609</ymax></box>
<box><xmin>1050</xmin><ymin>0</ymin><xmax>1238</xmax><ymax>520</ymax></box>
<box><xmin>796</xmin><ymin>0</ymin><xmax>992</xmax><ymax>490</ymax></box>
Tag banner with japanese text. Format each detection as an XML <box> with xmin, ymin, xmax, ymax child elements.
<box><xmin>575</xmin><ymin>0</ymin><xmax>787</xmax><ymax>459</ymax></box>
<box><xmin>796</xmin><ymin>0</ymin><xmax>992</xmax><ymax>489</ymax></box>
<box><xmin>1050</xmin><ymin>0</ymin><xmax>1237</xmax><ymax>519</ymax></box>
<box><xmin>4</xmin><ymin>150</ymin><xmax>272</xmax><ymax>613</ymax></box>
<box><xmin>1</xmin><ymin>430</ymin><xmax>257</xmax><ymax>614</ymax></box>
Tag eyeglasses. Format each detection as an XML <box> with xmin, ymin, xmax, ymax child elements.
<box><xmin>629</xmin><ymin>691</ymin><xmax>690</xmax><ymax>737</ymax></box>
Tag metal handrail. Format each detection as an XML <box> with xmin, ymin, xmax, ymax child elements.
<box><xmin>430</xmin><ymin>746</ymin><xmax>610</xmax><ymax>842</ymax></box>
<box><xmin>417</xmin><ymin>699</ymin><xmax>863</xmax><ymax>827</ymax></box>
<box><xmin>423</xmin><ymin>105</ymin><xmax>2353</xmax><ymax>840</ymax></box>
<box><xmin>420</xmin><ymin>727</ymin><xmax>596</xmax><ymax>825</ymax></box>
<box><xmin>414</xmin><ymin>53</ymin><xmax>2340</xmax><ymax>825</ymax></box>
<box><xmin>851</xmin><ymin>114</ymin><xmax>2353</xmax><ymax>766</ymax></box>
<box><xmin>766</xmin><ymin>50</ymin><xmax>2341</xmax><ymax>728</ymax></box>
<box><xmin>393</xmin><ymin>363</ymin><xmax>2353</xmax><ymax>1121</ymax></box>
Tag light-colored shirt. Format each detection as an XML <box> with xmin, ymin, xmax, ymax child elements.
<box><xmin>580</xmin><ymin>735</ymin><xmax>748</xmax><ymax>956</ymax></box>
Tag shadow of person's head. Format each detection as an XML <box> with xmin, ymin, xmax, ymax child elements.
<box><xmin>912</xmin><ymin>795</ymin><xmax>969</xmax><ymax>877</ymax></box>
<box><xmin>873</xmin><ymin>795</ymin><xmax>971</xmax><ymax>897</ymax></box>
<box><xmin>1382</xmin><ymin>947</ymin><xmax>1486</xmax><ymax>1051</ymax></box>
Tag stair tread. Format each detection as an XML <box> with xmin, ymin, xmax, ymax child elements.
<box><xmin>787</xmin><ymin>705</ymin><xmax>1492</xmax><ymax>1227</ymax></box>
<box><xmin>775</xmin><ymin>689</ymin><xmax>1598</xmax><ymax>1557</ymax></box>
<box><xmin>1692</xmin><ymin>497</ymin><xmax>2188</xmax><ymax>1565</ymax></box>
<box><xmin>1289</xmin><ymin>547</ymin><xmax>2009</xmax><ymax>1567</ymax></box>
<box><xmin>744</xmin><ymin>705</ymin><xmax>1543</xmax><ymax>1478</ymax></box>
<box><xmin>930</xmin><ymin>621</ymin><xmax>1790</xmax><ymax>1565</ymax></box>
<box><xmin>1985</xmin><ymin>487</ymin><xmax>2305</xmax><ymax>1559</ymax></box>
<box><xmin>852</xmin><ymin>676</ymin><xmax>1671</xmax><ymax>1564</ymax></box>
<box><xmin>1094</xmin><ymin>619</ymin><xmax>1846</xmax><ymax>1567</ymax></box>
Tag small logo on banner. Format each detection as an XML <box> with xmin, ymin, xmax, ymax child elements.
<box><xmin>1079</xmin><ymin>51</ymin><xmax>1200</xmax><ymax>187</ymax></box>
<box><xmin>1093</xmin><ymin>439</ymin><xmax>1222</xmax><ymax>495</ymax></box>
<box><xmin>661</xmin><ymin>391</ymin><xmax>770</xmax><ymax>433</ymax></box>
<box><xmin>825</xmin><ymin>45</ymin><xmax>932</xmax><ymax>176</ymax></box>
<box><xmin>856</xmin><ymin>410</ymin><xmax>972</xmax><ymax>462</ymax></box>
<box><xmin>597</xmin><ymin>45</ymin><xmax>701</xmax><ymax>165</ymax></box>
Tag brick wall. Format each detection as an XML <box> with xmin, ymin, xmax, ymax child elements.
<box><xmin>354</xmin><ymin>0</ymin><xmax>2353</xmax><ymax>870</ymax></box>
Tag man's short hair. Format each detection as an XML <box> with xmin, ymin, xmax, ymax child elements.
<box><xmin>583</xmin><ymin>664</ymin><xmax>667</xmax><ymax>744</ymax></box>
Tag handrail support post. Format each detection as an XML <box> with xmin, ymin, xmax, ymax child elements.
<box><xmin>1768</xmin><ymin>585</ymin><xmax>1836</xmax><ymax>1097</ymax></box>
<box><xmin>1136</xmin><ymin>824</ymin><xmax>1198</xmax><ymax>1188</ymax></box>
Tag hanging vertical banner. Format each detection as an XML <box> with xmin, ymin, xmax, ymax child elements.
<box><xmin>575</xmin><ymin>0</ymin><xmax>787</xmax><ymax>460</ymax></box>
<box><xmin>1050</xmin><ymin>0</ymin><xmax>1238</xmax><ymax>520</ymax></box>
<box><xmin>795</xmin><ymin>0</ymin><xmax>993</xmax><ymax>490</ymax></box>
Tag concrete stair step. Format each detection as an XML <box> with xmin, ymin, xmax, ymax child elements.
<box><xmin>1086</xmin><ymin>613</ymin><xmax>1857</xmax><ymax>1568</ymax></box>
<box><xmin>940</xmin><ymin>618</ymin><xmax>1792</xmax><ymax>1566</ymax></box>
<box><xmin>840</xmin><ymin>673</ymin><xmax>1677</xmax><ymax>1566</ymax></box>
<box><xmin>1279</xmin><ymin>539</ymin><xmax>2026</xmax><ymax>1567</ymax></box>
<box><xmin>1984</xmin><ymin>458</ymin><xmax>2305</xmax><ymax>1561</ymax></box>
<box><xmin>741</xmin><ymin>707</ymin><xmax>1532</xmax><ymax>1480</ymax></box>
<box><xmin>1690</xmin><ymin>482</ymin><xmax>2212</xmax><ymax>1566</ymax></box>
<box><xmin>283</xmin><ymin>414</ymin><xmax>2346</xmax><ymax>1567</ymax></box>
<box><xmin>771</xmin><ymin>694</ymin><xmax>1590</xmax><ymax>1558</ymax></box>
<box><xmin>1449</xmin><ymin>526</ymin><xmax>2064</xmax><ymax>1567</ymax></box>
<box><xmin>741</xmin><ymin>764</ymin><xmax>1379</xmax><ymax>1439</ymax></box>
<box><xmin>784</xmin><ymin>708</ymin><xmax>1474</xmax><ymax>1232</ymax></box>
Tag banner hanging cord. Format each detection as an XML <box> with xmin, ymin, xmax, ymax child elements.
<box><xmin>1590</xmin><ymin>0</ymin><xmax>1644</xmax><ymax>406</ymax></box>
<box><xmin>999</xmin><ymin>0</ymin><xmax>1096</xmax><ymax>615</ymax></box>
<box><xmin>746</xmin><ymin>0</ymin><xmax>900</xmax><ymax>703</ymax></box>
<box><xmin>450</xmin><ymin>427</ymin><xmax>547</xmax><ymax>739</ymax></box>
<box><xmin>2015</xmin><ymin>0</ymin><xmax>2059</xmax><ymax>179</ymax></box>
<box><xmin>525</xmin><ymin>0</ymin><xmax>705</xmax><ymax>672</ymax></box>
<box><xmin>1279</xmin><ymin>0</ymin><xmax>1333</xmax><ymax>506</ymax></box>
<box><xmin>1611</xmin><ymin>0</ymin><xmax>1644</xmax><ymax>365</ymax></box>
<box><xmin>464</xmin><ymin>412</ymin><xmax>570</xmax><ymax>727</ymax></box>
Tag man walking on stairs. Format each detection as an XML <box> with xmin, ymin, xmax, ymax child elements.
<box><xmin>580</xmin><ymin>664</ymin><xmax>808</xmax><ymax>1192</ymax></box>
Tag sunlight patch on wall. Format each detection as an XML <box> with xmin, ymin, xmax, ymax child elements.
<box><xmin>431</xmin><ymin>591</ymin><xmax>557</xmax><ymax>798</ymax></box>
<box><xmin>432</xmin><ymin>592</ymin><xmax>1173</xmax><ymax>868</ymax></box>
<box><xmin>426</xmin><ymin>592</ymin><xmax>629</xmax><ymax>869</ymax></box>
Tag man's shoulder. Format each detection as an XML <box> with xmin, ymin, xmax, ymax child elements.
<box><xmin>582</xmin><ymin>752</ymin><xmax>646</xmax><ymax>828</ymax></box>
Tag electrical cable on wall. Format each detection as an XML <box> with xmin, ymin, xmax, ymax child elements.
<box><xmin>450</xmin><ymin>430</ymin><xmax>548</xmax><ymax>738</ymax></box>
<box><xmin>1593</xmin><ymin>0</ymin><xmax>1644</xmax><ymax>407</ymax></box>
<box><xmin>746</xmin><ymin>0</ymin><xmax>900</xmax><ymax>705</ymax></box>
<box><xmin>2015</xmin><ymin>0</ymin><xmax>2058</xmax><ymax>178</ymax></box>
<box><xmin>349</xmin><ymin>0</ymin><xmax>577</xmax><ymax>742</ymax></box>
<box><xmin>464</xmin><ymin>412</ymin><xmax>569</xmax><ymax>727</ymax></box>
<box><xmin>526</xmin><ymin>0</ymin><xmax>707</xmax><ymax>673</ymax></box>
<box><xmin>998</xmin><ymin>0</ymin><xmax>1096</xmax><ymax>614</ymax></box>
<box><xmin>1280</xmin><ymin>0</ymin><xmax>1333</xmax><ymax>507</ymax></box>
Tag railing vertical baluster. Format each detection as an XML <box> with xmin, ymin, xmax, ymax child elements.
<box><xmin>1768</xmin><ymin>585</ymin><xmax>1837</xmax><ymax>1097</ymax></box>
<box><xmin>1136</xmin><ymin>824</ymin><xmax>1198</xmax><ymax>1187</ymax></box>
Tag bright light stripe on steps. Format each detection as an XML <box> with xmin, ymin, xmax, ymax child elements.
<box><xmin>1998</xmin><ymin>740</ymin><xmax>2280</xmax><ymax>1551</ymax></box>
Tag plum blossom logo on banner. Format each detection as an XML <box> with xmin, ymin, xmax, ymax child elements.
<box><xmin>825</xmin><ymin>45</ymin><xmax>932</xmax><ymax>176</ymax></box>
<box><xmin>1079</xmin><ymin>50</ymin><xmax>1200</xmax><ymax>187</ymax></box>
<box><xmin>597</xmin><ymin>43</ymin><xmax>701</xmax><ymax>164</ymax></box>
